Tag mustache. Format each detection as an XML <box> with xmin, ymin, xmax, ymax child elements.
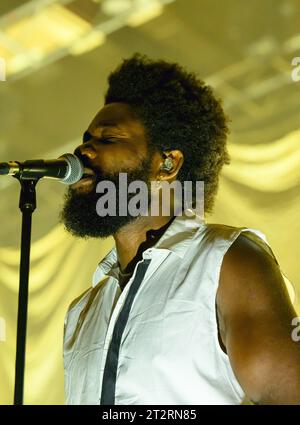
<box><xmin>75</xmin><ymin>153</ymin><xmax>96</xmax><ymax>172</ymax></box>
<box><xmin>75</xmin><ymin>154</ymin><xmax>108</xmax><ymax>180</ymax></box>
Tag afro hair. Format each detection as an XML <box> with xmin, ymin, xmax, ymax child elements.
<box><xmin>104</xmin><ymin>53</ymin><xmax>230</xmax><ymax>213</ymax></box>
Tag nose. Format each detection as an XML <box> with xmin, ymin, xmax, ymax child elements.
<box><xmin>74</xmin><ymin>142</ymin><xmax>98</xmax><ymax>161</ymax></box>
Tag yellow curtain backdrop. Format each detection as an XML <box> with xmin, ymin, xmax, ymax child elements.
<box><xmin>0</xmin><ymin>227</ymin><xmax>113</xmax><ymax>404</ymax></box>
<box><xmin>0</xmin><ymin>130</ymin><xmax>299</xmax><ymax>404</ymax></box>
<box><xmin>213</xmin><ymin>129</ymin><xmax>300</xmax><ymax>304</ymax></box>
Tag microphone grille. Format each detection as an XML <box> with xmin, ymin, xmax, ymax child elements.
<box><xmin>59</xmin><ymin>153</ymin><xmax>84</xmax><ymax>185</ymax></box>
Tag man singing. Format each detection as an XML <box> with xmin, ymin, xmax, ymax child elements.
<box><xmin>61</xmin><ymin>54</ymin><xmax>300</xmax><ymax>405</ymax></box>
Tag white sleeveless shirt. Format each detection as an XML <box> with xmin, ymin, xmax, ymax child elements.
<box><xmin>63</xmin><ymin>214</ymin><xmax>293</xmax><ymax>405</ymax></box>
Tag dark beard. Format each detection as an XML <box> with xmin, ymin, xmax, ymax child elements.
<box><xmin>59</xmin><ymin>158</ymin><xmax>152</xmax><ymax>238</ymax></box>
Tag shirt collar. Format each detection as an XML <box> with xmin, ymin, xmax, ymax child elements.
<box><xmin>92</xmin><ymin>211</ymin><xmax>205</xmax><ymax>287</ymax></box>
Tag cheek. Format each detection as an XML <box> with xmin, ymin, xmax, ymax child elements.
<box><xmin>100</xmin><ymin>146</ymin><xmax>147</xmax><ymax>172</ymax></box>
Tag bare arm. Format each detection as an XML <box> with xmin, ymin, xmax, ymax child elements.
<box><xmin>217</xmin><ymin>234</ymin><xmax>300</xmax><ymax>404</ymax></box>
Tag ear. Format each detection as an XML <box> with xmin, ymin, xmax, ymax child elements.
<box><xmin>159</xmin><ymin>150</ymin><xmax>184</xmax><ymax>181</ymax></box>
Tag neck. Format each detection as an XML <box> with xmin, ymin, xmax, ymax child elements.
<box><xmin>113</xmin><ymin>214</ymin><xmax>174</xmax><ymax>272</ymax></box>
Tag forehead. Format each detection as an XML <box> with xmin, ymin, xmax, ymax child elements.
<box><xmin>89</xmin><ymin>102</ymin><xmax>144</xmax><ymax>133</ymax></box>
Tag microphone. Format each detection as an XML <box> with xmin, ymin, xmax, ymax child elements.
<box><xmin>0</xmin><ymin>153</ymin><xmax>84</xmax><ymax>185</ymax></box>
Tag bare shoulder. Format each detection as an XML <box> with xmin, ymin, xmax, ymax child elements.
<box><xmin>216</xmin><ymin>232</ymin><xmax>300</xmax><ymax>404</ymax></box>
<box><xmin>217</xmin><ymin>232</ymin><xmax>294</xmax><ymax>319</ymax></box>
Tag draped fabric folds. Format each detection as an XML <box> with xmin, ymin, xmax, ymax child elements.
<box><xmin>0</xmin><ymin>227</ymin><xmax>113</xmax><ymax>404</ymax></box>
<box><xmin>0</xmin><ymin>130</ymin><xmax>299</xmax><ymax>404</ymax></box>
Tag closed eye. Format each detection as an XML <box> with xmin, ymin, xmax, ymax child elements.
<box><xmin>82</xmin><ymin>131</ymin><xmax>116</xmax><ymax>144</ymax></box>
<box><xmin>97</xmin><ymin>137</ymin><xmax>116</xmax><ymax>144</ymax></box>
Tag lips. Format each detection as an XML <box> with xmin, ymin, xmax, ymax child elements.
<box><xmin>71</xmin><ymin>167</ymin><xmax>96</xmax><ymax>189</ymax></box>
<box><xmin>81</xmin><ymin>167</ymin><xmax>96</xmax><ymax>180</ymax></box>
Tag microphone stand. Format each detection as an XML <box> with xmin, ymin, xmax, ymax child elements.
<box><xmin>13</xmin><ymin>176</ymin><xmax>39</xmax><ymax>405</ymax></box>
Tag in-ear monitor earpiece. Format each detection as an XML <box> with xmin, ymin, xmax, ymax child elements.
<box><xmin>161</xmin><ymin>157</ymin><xmax>173</xmax><ymax>172</ymax></box>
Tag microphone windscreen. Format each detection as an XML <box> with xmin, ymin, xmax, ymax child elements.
<box><xmin>59</xmin><ymin>153</ymin><xmax>84</xmax><ymax>185</ymax></box>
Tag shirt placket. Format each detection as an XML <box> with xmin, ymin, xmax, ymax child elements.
<box><xmin>98</xmin><ymin>256</ymin><xmax>150</xmax><ymax>402</ymax></box>
<box><xmin>98</xmin><ymin>248</ymin><xmax>171</xmax><ymax>404</ymax></box>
